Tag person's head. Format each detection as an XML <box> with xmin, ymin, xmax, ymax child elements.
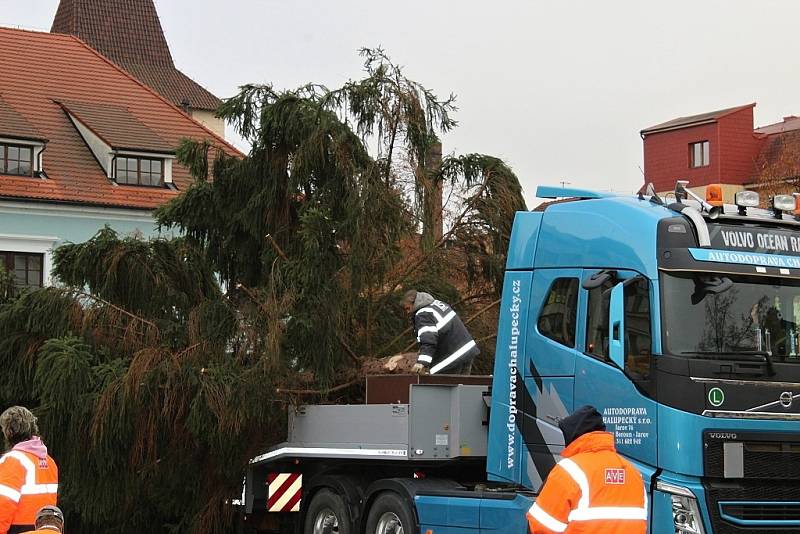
<box><xmin>402</xmin><ymin>290</ymin><xmax>418</xmax><ymax>315</ymax></box>
<box><xmin>34</xmin><ymin>505</ymin><xmax>64</xmax><ymax>532</ymax></box>
<box><xmin>0</xmin><ymin>406</ymin><xmax>39</xmax><ymax>447</ymax></box>
<box><xmin>558</xmin><ymin>405</ymin><xmax>606</xmax><ymax>446</ymax></box>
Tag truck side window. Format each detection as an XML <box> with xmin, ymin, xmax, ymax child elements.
<box><xmin>538</xmin><ymin>278</ymin><xmax>579</xmax><ymax>348</ymax></box>
<box><xmin>586</xmin><ymin>277</ymin><xmax>653</xmax><ymax>381</ymax></box>
<box><xmin>625</xmin><ymin>278</ymin><xmax>652</xmax><ymax>380</ymax></box>
<box><xmin>586</xmin><ymin>279</ymin><xmax>614</xmax><ymax>359</ymax></box>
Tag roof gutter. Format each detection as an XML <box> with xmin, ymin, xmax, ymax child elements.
<box><xmin>0</xmin><ymin>195</ymin><xmax>157</xmax><ymax>212</ymax></box>
<box><xmin>0</xmin><ymin>134</ymin><xmax>50</xmax><ymax>144</ymax></box>
<box><xmin>111</xmin><ymin>147</ymin><xmax>176</xmax><ymax>157</ymax></box>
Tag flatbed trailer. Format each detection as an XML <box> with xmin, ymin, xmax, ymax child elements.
<box><xmin>245</xmin><ymin>376</ymin><xmax>532</xmax><ymax>534</ymax></box>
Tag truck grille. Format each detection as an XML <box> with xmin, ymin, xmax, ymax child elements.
<box><xmin>704</xmin><ymin>431</ymin><xmax>800</xmax><ymax>479</ymax></box>
<box><xmin>705</xmin><ymin>481</ymin><xmax>800</xmax><ymax>533</ymax></box>
<box><xmin>720</xmin><ymin>502</ymin><xmax>800</xmax><ymax>522</ymax></box>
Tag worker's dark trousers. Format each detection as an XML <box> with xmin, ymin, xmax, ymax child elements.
<box><xmin>443</xmin><ymin>359</ymin><xmax>473</xmax><ymax>375</ymax></box>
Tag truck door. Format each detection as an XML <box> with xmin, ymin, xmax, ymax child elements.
<box><xmin>574</xmin><ymin>269</ymin><xmax>658</xmax><ymax>468</ymax></box>
<box><xmin>520</xmin><ymin>268</ymin><xmax>582</xmax><ymax>491</ymax></box>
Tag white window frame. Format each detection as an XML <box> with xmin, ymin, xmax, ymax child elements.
<box><xmin>0</xmin><ymin>234</ymin><xmax>58</xmax><ymax>286</ymax></box>
<box><xmin>0</xmin><ymin>137</ymin><xmax>46</xmax><ymax>177</ymax></box>
<box><xmin>689</xmin><ymin>140</ymin><xmax>710</xmax><ymax>168</ymax></box>
<box><xmin>113</xmin><ymin>151</ymin><xmax>174</xmax><ymax>185</ymax></box>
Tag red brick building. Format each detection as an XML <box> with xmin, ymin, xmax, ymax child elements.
<box><xmin>641</xmin><ymin>103</ymin><xmax>800</xmax><ymax>203</ymax></box>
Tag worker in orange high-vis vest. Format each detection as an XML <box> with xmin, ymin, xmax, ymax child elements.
<box><xmin>0</xmin><ymin>407</ymin><xmax>58</xmax><ymax>534</ymax></box>
<box><xmin>527</xmin><ymin>405</ymin><xmax>647</xmax><ymax>534</ymax></box>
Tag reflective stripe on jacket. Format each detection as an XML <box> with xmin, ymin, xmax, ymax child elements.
<box><xmin>0</xmin><ymin>450</ymin><xmax>58</xmax><ymax>534</ymax></box>
<box><xmin>527</xmin><ymin>432</ymin><xmax>647</xmax><ymax>534</ymax></box>
<box><xmin>413</xmin><ymin>299</ymin><xmax>479</xmax><ymax>374</ymax></box>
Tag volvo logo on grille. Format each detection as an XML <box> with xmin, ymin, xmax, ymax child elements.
<box><xmin>780</xmin><ymin>391</ymin><xmax>794</xmax><ymax>408</ymax></box>
<box><xmin>709</xmin><ymin>432</ymin><xmax>738</xmax><ymax>440</ymax></box>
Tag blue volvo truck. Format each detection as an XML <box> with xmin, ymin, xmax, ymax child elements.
<box><xmin>245</xmin><ymin>182</ymin><xmax>800</xmax><ymax>534</ymax></box>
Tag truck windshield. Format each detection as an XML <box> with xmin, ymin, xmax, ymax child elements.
<box><xmin>662</xmin><ymin>272</ymin><xmax>800</xmax><ymax>364</ymax></box>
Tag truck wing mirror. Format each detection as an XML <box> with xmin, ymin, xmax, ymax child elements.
<box><xmin>609</xmin><ymin>281</ymin><xmax>625</xmax><ymax>368</ymax></box>
<box><xmin>582</xmin><ymin>270</ymin><xmax>617</xmax><ymax>290</ymax></box>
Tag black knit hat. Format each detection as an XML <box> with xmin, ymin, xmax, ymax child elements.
<box><xmin>558</xmin><ymin>405</ymin><xmax>606</xmax><ymax>446</ymax></box>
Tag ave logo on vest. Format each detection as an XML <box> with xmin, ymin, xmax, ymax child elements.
<box><xmin>604</xmin><ymin>468</ymin><xmax>626</xmax><ymax>485</ymax></box>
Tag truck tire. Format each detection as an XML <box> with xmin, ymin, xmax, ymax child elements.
<box><xmin>364</xmin><ymin>492</ymin><xmax>415</xmax><ymax>534</ymax></box>
<box><xmin>304</xmin><ymin>488</ymin><xmax>352</xmax><ymax>534</ymax></box>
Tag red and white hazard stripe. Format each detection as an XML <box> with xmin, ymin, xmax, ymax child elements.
<box><xmin>267</xmin><ymin>473</ymin><xmax>302</xmax><ymax>512</ymax></box>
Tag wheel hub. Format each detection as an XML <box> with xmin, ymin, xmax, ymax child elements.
<box><xmin>375</xmin><ymin>511</ymin><xmax>403</xmax><ymax>534</ymax></box>
<box><xmin>313</xmin><ymin>507</ymin><xmax>340</xmax><ymax>534</ymax></box>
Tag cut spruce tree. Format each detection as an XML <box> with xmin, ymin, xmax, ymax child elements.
<box><xmin>0</xmin><ymin>49</ymin><xmax>525</xmax><ymax>534</ymax></box>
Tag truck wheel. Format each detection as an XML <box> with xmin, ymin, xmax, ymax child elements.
<box><xmin>304</xmin><ymin>488</ymin><xmax>351</xmax><ymax>534</ymax></box>
<box><xmin>365</xmin><ymin>492</ymin><xmax>415</xmax><ymax>534</ymax></box>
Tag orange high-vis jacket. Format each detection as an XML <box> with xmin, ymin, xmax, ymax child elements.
<box><xmin>0</xmin><ymin>447</ymin><xmax>58</xmax><ymax>534</ymax></box>
<box><xmin>527</xmin><ymin>432</ymin><xmax>647</xmax><ymax>534</ymax></box>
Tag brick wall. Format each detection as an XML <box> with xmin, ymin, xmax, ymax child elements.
<box><xmin>718</xmin><ymin>107</ymin><xmax>763</xmax><ymax>185</ymax></box>
<box><xmin>643</xmin><ymin>122</ymin><xmax>720</xmax><ymax>192</ymax></box>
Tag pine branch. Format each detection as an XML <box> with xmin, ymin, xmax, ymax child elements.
<box><xmin>265</xmin><ymin>233</ymin><xmax>289</xmax><ymax>261</ymax></box>
<box><xmin>76</xmin><ymin>291</ymin><xmax>160</xmax><ymax>333</ymax></box>
<box><xmin>374</xmin><ymin>175</ymin><xmax>492</xmax><ymax>314</ymax></box>
<box><xmin>276</xmin><ymin>376</ymin><xmax>363</xmax><ymax>396</ymax></box>
<box><xmin>475</xmin><ymin>333</ymin><xmax>498</xmax><ymax>344</ymax></box>
<box><xmin>463</xmin><ymin>298</ymin><xmax>502</xmax><ymax>327</ymax></box>
<box><xmin>338</xmin><ymin>335</ymin><xmax>361</xmax><ymax>364</ymax></box>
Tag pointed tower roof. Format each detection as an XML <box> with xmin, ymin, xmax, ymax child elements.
<box><xmin>51</xmin><ymin>0</ymin><xmax>220</xmax><ymax>111</ymax></box>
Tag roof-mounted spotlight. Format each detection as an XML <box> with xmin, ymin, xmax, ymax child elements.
<box><xmin>734</xmin><ymin>190</ymin><xmax>759</xmax><ymax>216</ymax></box>
<box><xmin>772</xmin><ymin>194</ymin><xmax>796</xmax><ymax>219</ymax></box>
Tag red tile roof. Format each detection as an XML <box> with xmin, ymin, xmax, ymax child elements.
<box><xmin>51</xmin><ymin>0</ymin><xmax>221</xmax><ymax>111</ymax></box>
<box><xmin>0</xmin><ymin>27</ymin><xmax>240</xmax><ymax>210</ymax></box>
<box><xmin>754</xmin><ymin>116</ymin><xmax>800</xmax><ymax>136</ymax></box>
<box><xmin>641</xmin><ymin>103</ymin><xmax>755</xmax><ymax>135</ymax></box>
<box><xmin>0</xmin><ymin>95</ymin><xmax>45</xmax><ymax>142</ymax></box>
<box><xmin>58</xmin><ymin>101</ymin><xmax>171</xmax><ymax>153</ymax></box>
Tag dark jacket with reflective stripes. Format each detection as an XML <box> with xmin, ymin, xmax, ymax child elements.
<box><xmin>412</xmin><ymin>293</ymin><xmax>479</xmax><ymax>374</ymax></box>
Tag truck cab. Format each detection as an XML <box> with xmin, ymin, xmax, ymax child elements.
<box><xmin>488</xmin><ymin>183</ymin><xmax>800</xmax><ymax>533</ymax></box>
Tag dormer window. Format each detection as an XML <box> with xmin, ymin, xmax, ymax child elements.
<box><xmin>0</xmin><ymin>96</ymin><xmax>47</xmax><ymax>178</ymax></box>
<box><xmin>115</xmin><ymin>156</ymin><xmax>164</xmax><ymax>187</ymax></box>
<box><xmin>58</xmin><ymin>101</ymin><xmax>175</xmax><ymax>188</ymax></box>
<box><xmin>0</xmin><ymin>144</ymin><xmax>34</xmax><ymax>177</ymax></box>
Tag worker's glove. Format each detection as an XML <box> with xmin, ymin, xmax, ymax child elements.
<box><xmin>411</xmin><ymin>363</ymin><xmax>427</xmax><ymax>374</ymax></box>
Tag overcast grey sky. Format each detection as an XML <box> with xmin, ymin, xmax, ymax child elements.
<box><xmin>3</xmin><ymin>0</ymin><xmax>799</xmax><ymax>205</ymax></box>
